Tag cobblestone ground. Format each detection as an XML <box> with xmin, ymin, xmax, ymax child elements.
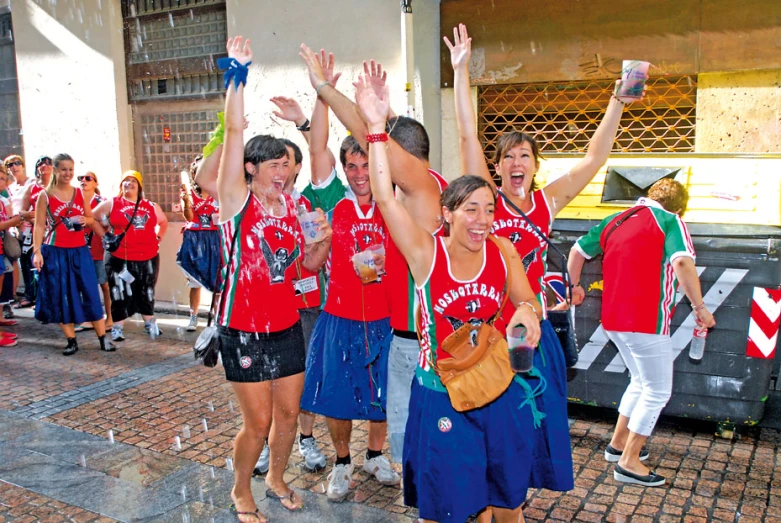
<box><xmin>2</xmin><ymin>312</ymin><xmax>781</xmax><ymax>522</ymax></box>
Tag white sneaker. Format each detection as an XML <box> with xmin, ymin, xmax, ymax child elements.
<box><xmin>186</xmin><ymin>314</ymin><xmax>198</xmax><ymax>332</ymax></box>
<box><xmin>298</xmin><ymin>437</ymin><xmax>326</xmax><ymax>471</ymax></box>
<box><xmin>362</xmin><ymin>455</ymin><xmax>400</xmax><ymax>486</ymax></box>
<box><xmin>326</xmin><ymin>462</ymin><xmax>353</xmax><ymax>502</ymax></box>
<box><xmin>144</xmin><ymin>319</ymin><xmax>161</xmax><ymax>338</ymax></box>
<box><xmin>253</xmin><ymin>443</ymin><xmax>269</xmax><ymax>476</ymax></box>
<box><xmin>111</xmin><ymin>325</ymin><xmax>125</xmax><ymax>342</ymax></box>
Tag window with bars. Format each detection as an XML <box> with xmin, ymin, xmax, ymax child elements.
<box><xmin>478</xmin><ymin>76</ymin><xmax>697</xmax><ymax>165</ymax></box>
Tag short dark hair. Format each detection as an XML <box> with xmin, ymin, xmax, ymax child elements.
<box><xmin>441</xmin><ymin>175</ymin><xmax>495</xmax><ymax>234</ymax></box>
<box><xmin>339</xmin><ymin>136</ymin><xmax>366</xmax><ymax>167</ymax></box>
<box><xmin>386</xmin><ymin>116</ymin><xmax>429</xmax><ymax>161</ymax></box>
<box><xmin>493</xmin><ymin>131</ymin><xmax>543</xmax><ymax>191</ymax></box>
<box><xmin>244</xmin><ymin>135</ymin><xmax>288</xmax><ymax>183</ymax></box>
<box><xmin>280</xmin><ymin>138</ymin><xmax>303</xmax><ymax>166</ymax></box>
<box><xmin>647</xmin><ymin>178</ymin><xmax>689</xmax><ymax>216</ymax></box>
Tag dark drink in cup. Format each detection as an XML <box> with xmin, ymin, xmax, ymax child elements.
<box><xmin>507</xmin><ymin>325</ymin><xmax>534</xmax><ymax>373</ymax></box>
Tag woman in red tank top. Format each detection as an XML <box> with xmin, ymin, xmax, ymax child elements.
<box><xmin>357</xmin><ymin>75</ymin><xmax>543</xmax><ymax>523</ymax></box>
<box><xmin>31</xmin><ymin>154</ymin><xmax>111</xmax><ymax>355</ymax></box>
<box><xmin>77</xmin><ymin>172</ymin><xmax>111</xmax><ymax>332</ymax></box>
<box><xmin>216</xmin><ymin>36</ymin><xmax>332</xmax><ymax>520</ymax></box>
<box><xmin>92</xmin><ymin>171</ymin><xmax>168</xmax><ymax>343</ymax></box>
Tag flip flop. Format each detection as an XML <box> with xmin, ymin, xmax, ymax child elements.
<box><xmin>265</xmin><ymin>488</ymin><xmax>304</xmax><ymax>511</ymax></box>
<box><xmin>14</xmin><ymin>300</ymin><xmax>33</xmax><ymax>309</ymax></box>
<box><xmin>228</xmin><ymin>504</ymin><xmax>265</xmax><ymax>522</ymax></box>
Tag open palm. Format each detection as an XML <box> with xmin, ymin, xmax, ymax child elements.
<box><xmin>355</xmin><ymin>75</ymin><xmax>389</xmax><ymax>129</ymax></box>
<box><xmin>227</xmin><ymin>36</ymin><xmax>252</xmax><ymax>64</ymax></box>
<box><xmin>444</xmin><ymin>23</ymin><xmax>471</xmax><ymax>69</ymax></box>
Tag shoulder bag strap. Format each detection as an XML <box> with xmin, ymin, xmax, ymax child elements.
<box><xmin>601</xmin><ymin>205</ymin><xmax>649</xmax><ymax>251</ymax></box>
<box><xmin>120</xmin><ymin>197</ymin><xmax>141</xmax><ymax>235</ymax></box>
<box><xmin>486</xmin><ymin>234</ymin><xmax>512</xmax><ymax>324</ymax></box>
<box><xmin>207</xmin><ymin>196</ymin><xmax>250</xmax><ymax>327</ymax></box>
<box><xmin>497</xmin><ymin>191</ymin><xmax>574</xmax><ymax>306</ymax></box>
<box><xmin>43</xmin><ymin>189</ymin><xmax>77</xmax><ymax>245</ymax></box>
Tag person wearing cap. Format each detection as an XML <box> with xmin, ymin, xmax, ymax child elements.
<box><xmin>75</xmin><ymin>171</ymin><xmax>112</xmax><ymax>333</ymax></box>
<box><xmin>32</xmin><ymin>154</ymin><xmax>112</xmax><ymax>355</ymax></box>
<box><xmin>93</xmin><ymin>170</ymin><xmax>168</xmax><ymax>342</ymax></box>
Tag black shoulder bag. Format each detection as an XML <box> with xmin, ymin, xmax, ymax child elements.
<box><xmin>194</xmin><ymin>198</ymin><xmax>249</xmax><ymax>367</ymax></box>
<box><xmin>497</xmin><ymin>191</ymin><xmax>579</xmax><ymax>367</ymax></box>
<box><xmin>103</xmin><ymin>198</ymin><xmax>140</xmax><ymax>253</ymax></box>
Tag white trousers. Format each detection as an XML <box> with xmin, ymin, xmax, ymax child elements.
<box><xmin>607</xmin><ymin>331</ymin><xmax>673</xmax><ymax>437</ymax></box>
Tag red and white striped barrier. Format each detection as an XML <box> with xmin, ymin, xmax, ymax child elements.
<box><xmin>746</xmin><ymin>288</ymin><xmax>781</xmax><ymax>359</ymax></box>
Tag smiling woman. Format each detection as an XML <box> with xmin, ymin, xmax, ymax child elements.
<box><xmin>31</xmin><ymin>153</ymin><xmax>110</xmax><ymax>356</ymax></box>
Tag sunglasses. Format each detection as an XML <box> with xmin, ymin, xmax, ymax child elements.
<box><xmin>38</xmin><ymin>158</ymin><xmax>52</xmax><ymax>166</ymax></box>
<box><xmin>5</xmin><ymin>161</ymin><xmax>22</xmax><ymax>168</ymax></box>
<box><xmin>77</xmin><ymin>175</ymin><xmax>96</xmax><ymax>182</ymax></box>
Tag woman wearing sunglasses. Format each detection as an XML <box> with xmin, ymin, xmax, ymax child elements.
<box><xmin>32</xmin><ymin>154</ymin><xmax>112</xmax><ymax>355</ymax></box>
<box><xmin>5</xmin><ymin>155</ymin><xmax>32</xmax><ymax>312</ymax></box>
<box><xmin>75</xmin><ymin>172</ymin><xmax>112</xmax><ymax>333</ymax></box>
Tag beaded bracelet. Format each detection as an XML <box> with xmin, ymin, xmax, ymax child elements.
<box><xmin>216</xmin><ymin>57</ymin><xmax>252</xmax><ymax>91</ymax></box>
<box><xmin>611</xmin><ymin>95</ymin><xmax>629</xmax><ymax>106</ymax></box>
<box><xmin>366</xmin><ymin>132</ymin><xmax>389</xmax><ymax>143</ymax></box>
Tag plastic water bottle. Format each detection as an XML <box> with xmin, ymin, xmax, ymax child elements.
<box><xmin>690</xmin><ymin>326</ymin><xmax>707</xmax><ymax>361</ymax></box>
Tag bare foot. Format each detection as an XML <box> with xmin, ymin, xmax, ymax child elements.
<box><xmin>230</xmin><ymin>488</ymin><xmax>268</xmax><ymax>523</ymax></box>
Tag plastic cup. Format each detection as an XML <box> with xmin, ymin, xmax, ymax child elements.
<box><xmin>507</xmin><ymin>325</ymin><xmax>535</xmax><ymax>373</ymax></box>
<box><xmin>617</xmin><ymin>60</ymin><xmax>650</xmax><ymax>100</ymax></box>
<box><xmin>298</xmin><ymin>211</ymin><xmax>325</xmax><ymax>244</ymax></box>
<box><xmin>352</xmin><ymin>244</ymin><xmax>385</xmax><ymax>283</ymax></box>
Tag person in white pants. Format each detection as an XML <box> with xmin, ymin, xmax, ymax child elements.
<box><xmin>568</xmin><ymin>179</ymin><xmax>715</xmax><ymax>487</ymax></box>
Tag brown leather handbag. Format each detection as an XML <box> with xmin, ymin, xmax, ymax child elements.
<box><xmin>419</xmin><ymin>235</ymin><xmax>516</xmax><ymax>412</ymax></box>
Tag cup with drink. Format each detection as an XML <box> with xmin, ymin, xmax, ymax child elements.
<box><xmin>616</xmin><ymin>60</ymin><xmax>650</xmax><ymax>101</ymax></box>
<box><xmin>507</xmin><ymin>324</ymin><xmax>535</xmax><ymax>373</ymax></box>
<box><xmin>352</xmin><ymin>244</ymin><xmax>386</xmax><ymax>284</ymax></box>
<box><xmin>298</xmin><ymin>209</ymin><xmax>326</xmax><ymax>244</ymax></box>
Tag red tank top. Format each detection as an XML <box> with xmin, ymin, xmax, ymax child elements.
<box><xmin>109</xmin><ymin>197</ymin><xmax>159</xmax><ymax>261</ymax></box>
<box><xmin>416</xmin><ymin>237</ymin><xmax>508</xmax><ymax>374</ymax></box>
<box><xmin>218</xmin><ymin>192</ymin><xmax>304</xmax><ymax>333</ymax></box>
<box><xmin>386</xmin><ymin>169</ymin><xmax>449</xmax><ymax>331</ymax></box>
<box><xmin>292</xmin><ymin>193</ymin><xmax>321</xmax><ymax>310</ymax></box>
<box><xmin>323</xmin><ymin>197</ymin><xmax>389</xmax><ymax>322</ymax></box>
<box><xmin>86</xmin><ymin>194</ymin><xmax>106</xmax><ymax>260</ymax></box>
<box><xmin>30</xmin><ymin>184</ymin><xmax>44</xmax><ymax>211</ymax></box>
<box><xmin>185</xmin><ymin>190</ymin><xmax>218</xmax><ymax>231</ymax></box>
<box><xmin>45</xmin><ymin>189</ymin><xmax>87</xmax><ymax>248</ymax></box>
<box><xmin>492</xmin><ymin>188</ymin><xmax>552</xmax><ymax>322</ymax></box>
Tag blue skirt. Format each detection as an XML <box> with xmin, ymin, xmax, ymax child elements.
<box><xmin>403</xmin><ymin>379</ymin><xmax>535</xmax><ymax>522</ymax></box>
<box><xmin>299</xmin><ymin>311</ymin><xmax>391</xmax><ymax>421</ymax></box>
<box><xmin>176</xmin><ymin>229</ymin><xmax>221</xmax><ymax>292</ymax></box>
<box><xmin>522</xmin><ymin>319</ymin><xmax>575</xmax><ymax>492</ymax></box>
<box><xmin>35</xmin><ymin>245</ymin><xmax>103</xmax><ymax>325</ymax></box>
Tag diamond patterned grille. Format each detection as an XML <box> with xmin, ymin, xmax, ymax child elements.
<box><xmin>478</xmin><ymin>76</ymin><xmax>697</xmax><ymax>163</ymax></box>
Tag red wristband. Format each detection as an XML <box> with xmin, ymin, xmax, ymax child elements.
<box><xmin>366</xmin><ymin>132</ymin><xmax>389</xmax><ymax>143</ymax></box>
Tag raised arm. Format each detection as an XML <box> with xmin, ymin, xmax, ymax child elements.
<box><xmin>544</xmin><ymin>82</ymin><xmax>640</xmax><ymax>215</ymax></box>
<box><xmin>446</xmin><ymin>24</ymin><xmax>493</xmax><ymax>186</ymax></box>
<box><xmin>355</xmin><ymin>75</ymin><xmax>433</xmax><ymax>284</ymax></box>
<box><xmin>195</xmin><ymin>142</ymin><xmax>220</xmax><ymax>200</ymax></box>
<box><xmin>217</xmin><ymin>37</ymin><xmax>253</xmax><ymax>218</ymax></box>
<box><xmin>303</xmin><ymin>50</ymin><xmax>340</xmax><ymax>186</ymax></box>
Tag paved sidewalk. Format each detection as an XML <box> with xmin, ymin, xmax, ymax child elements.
<box><xmin>2</xmin><ymin>310</ymin><xmax>781</xmax><ymax>522</ymax></box>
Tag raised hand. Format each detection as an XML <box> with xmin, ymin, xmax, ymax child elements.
<box><xmin>270</xmin><ymin>96</ymin><xmax>305</xmax><ymax>123</ymax></box>
<box><xmin>363</xmin><ymin>60</ymin><xmax>388</xmax><ymax>97</ymax></box>
<box><xmin>320</xmin><ymin>49</ymin><xmax>342</xmax><ymax>88</ymax></box>
<box><xmin>226</xmin><ymin>36</ymin><xmax>252</xmax><ymax>64</ymax></box>
<box><xmin>354</xmin><ymin>74</ymin><xmax>389</xmax><ymax>130</ymax></box>
<box><xmin>299</xmin><ymin>44</ymin><xmax>328</xmax><ymax>90</ymax></box>
<box><xmin>443</xmin><ymin>23</ymin><xmax>471</xmax><ymax>70</ymax></box>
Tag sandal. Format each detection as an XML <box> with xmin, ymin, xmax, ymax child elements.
<box><xmin>14</xmin><ymin>300</ymin><xmax>33</xmax><ymax>309</ymax></box>
<box><xmin>265</xmin><ymin>488</ymin><xmax>304</xmax><ymax>511</ymax></box>
<box><xmin>228</xmin><ymin>504</ymin><xmax>266</xmax><ymax>522</ymax></box>
<box><xmin>0</xmin><ymin>319</ymin><xmax>18</xmax><ymax>327</ymax></box>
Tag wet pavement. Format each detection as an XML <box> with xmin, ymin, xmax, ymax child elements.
<box><xmin>2</xmin><ymin>307</ymin><xmax>781</xmax><ymax>522</ymax></box>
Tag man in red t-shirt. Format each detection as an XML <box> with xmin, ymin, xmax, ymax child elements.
<box><xmin>568</xmin><ymin>179</ymin><xmax>715</xmax><ymax>487</ymax></box>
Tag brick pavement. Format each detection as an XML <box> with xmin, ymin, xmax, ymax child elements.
<box><xmin>4</xmin><ymin>313</ymin><xmax>781</xmax><ymax>521</ymax></box>
<box><xmin>0</xmin><ymin>481</ymin><xmax>117</xmax><ymax>523</ymax></box>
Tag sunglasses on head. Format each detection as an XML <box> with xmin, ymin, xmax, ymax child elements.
<box><xmin>5</xmin><ymin>161</ymin><xmax>22</xmax><ymax>168</ymax></box>
<box><xmin>77</xmin><ymin>175</ymin><xmax>95</xmax><ymax>182</ymax></box>
<box><xmin>39</xmin><ymin>158</ymin><xmax>52</xmax><ymax>166</ymax></box>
